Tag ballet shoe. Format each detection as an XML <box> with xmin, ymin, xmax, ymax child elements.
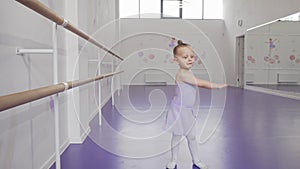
<box><xmin>166</xmin><ymin>161</ymin><xmax>177</xmax><ymax>169</ymax></box>
<box><xmin>193</xmin><ymin>161</ymin><xmax>208</xmax><ymax>169</ymax></box>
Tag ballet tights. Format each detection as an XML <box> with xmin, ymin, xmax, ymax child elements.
<box><xmin>171</xmin><ymin>131</ymin><xmax>199</xmax><ymax>164</ymax></box>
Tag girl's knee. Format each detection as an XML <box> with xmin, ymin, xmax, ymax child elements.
<box><xmin>186</xmin><ymin>134</ymin><xmax>196</xmax><ymax>141</ymax></box>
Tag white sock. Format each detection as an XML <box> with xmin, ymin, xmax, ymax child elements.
<box><xmin>194</xmin><ymin>160</ymin><xmax>208</xmax><ymax>169</ymax></box>
<box><xmin>166</xmin><ymin>161</ymin><xmax>177</xmax><ymax>169</ymax></box>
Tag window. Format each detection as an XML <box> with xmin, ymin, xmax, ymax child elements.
<box><xmin>182</xmin><ymin>0</ymin><xmax>202</xmax><ymax>19</ymax></box>
<box><xmin>161</xmin><ymin>0</ymin><xmax>182</xmax><ymax>18</ymax></box>
<box><xmin>120</xmin><ymin>0</ymin><xmax>139</xmax><ymax>18</ymax></box>
<box><xmin>119</xmin><ymin>0</ymin><xmax>223</xmax><ymax>19</ymax></box>
<box><xmin>203</xmin><ymin>0</ymin><xmax>223</xmax><ymax>19</ymax></box>
<box><xmin>280</xmin><ymin>12</ymin><xmax>300</xmax><ymax>21</ymax></box>
<box><xmin>140</xmin><ymin>0</ymin><xmax>161</xmax><ymax>18</ymax></box>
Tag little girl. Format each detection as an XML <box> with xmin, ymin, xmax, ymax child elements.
<box><xmin>164</xmin><ymin>40</ymin><xmax>227</xmax><ymax>169</ymax></box>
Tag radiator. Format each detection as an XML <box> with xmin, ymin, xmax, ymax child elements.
<box><xmin>277</xmin><ymin>73</ymin><xmax>299</xmax><ymax>83</ymax></box>
<box><xmin>144</xmin><ymin>73</ymin><xmax>167</xmax><ymax>85</ymax></box>
<box><xmin>245</xmin><ymin>73</ymin><xmax>254</xmax><ymax>83</ymax></box>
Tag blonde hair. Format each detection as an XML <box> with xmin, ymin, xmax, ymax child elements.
<box><xmin>173</xmin><ymin>40</ymin><xmax>191</xmax><ymax>56</ymax></box>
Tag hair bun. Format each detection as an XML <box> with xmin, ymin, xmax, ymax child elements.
<box><xmin>177</xmin><ymin>40</ymin><xmax>183</xmax><ymax>45</ymax></box>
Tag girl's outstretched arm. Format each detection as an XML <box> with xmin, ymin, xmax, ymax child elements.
<box><xmin>196</xmin><ymin>78</ymin><xmax>227</xmax><ymax>89</ymax></box>
<box><xmin>180</xmin><ymin>72</ymin><xmax>227</xmax><ymax>89</ymax></box>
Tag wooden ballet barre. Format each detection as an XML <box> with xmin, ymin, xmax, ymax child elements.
<box><xmin>0</xmin><ymin>71</ymin><xmax>123</xmax><ymax>112</ymax></box>
<box><xmin>15</xmin><ymin>0</ymin><xmax>123</xmax><ymax>61</ymax></box>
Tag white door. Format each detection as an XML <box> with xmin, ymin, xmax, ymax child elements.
<box><xmin>236</xmin><ymin>36</ymin><xmax>245</xmax><ymax>87</ymax></box>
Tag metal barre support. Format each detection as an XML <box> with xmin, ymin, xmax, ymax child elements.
<box><xmin>59</xmin><ymin>19</ymin><xmax>69</xmax><ymax>27</ymax></box>
<box><xmin>16</xmin><ymin>48</ymin><xmax>54</xmax><ymax>55</ymax></box>
<box><xmin>15</xmin><ymin>0</ymin><xmax>123</xmax><ymax>61</ymax></box>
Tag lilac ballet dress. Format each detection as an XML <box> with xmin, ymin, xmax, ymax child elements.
<box><xmin>164</xmin><ymin>82</ymin><xmax>199</xmax><ymax>136</ymax></box>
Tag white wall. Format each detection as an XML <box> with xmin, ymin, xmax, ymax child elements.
<box><xmin>223</xmin><ymin>0</ymin><xmax>300</xmax><ymax>86</ymax></box>
<box><xmin>0</xmin><ymin>0</ymin><xmax>118</xmax><ymax>168</ymax></box>
<box><xmin>72</xmin><ymin>0</ymin><xmax>120</xmax><ymax>142</ymax></box>
<box><xmin>118</xmin><ymin>19</ymin><xmax>228</xmax><ymax>85</ymax></box>
<box><xmin>0</xmin><ymin>0</ymin><xmax>68</xmax><ymax>168</ymax></box>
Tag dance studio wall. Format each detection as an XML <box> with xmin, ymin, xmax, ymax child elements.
<box><xmin>0</xmin><ymin>0</ymin><xmax>118</xmax><ymax>168</ymax></box>
<box><xmin>245</xmin><ymin>21</ymin><xmax>300</xmax><ymax>84</ymax></box>
<box><xmin>76</xmin><ymin>0</ymin><xmax>119</xmax><ymax>143</ymax></box>
<box><xmin>0</xmin><ymin>0</ymin><xmax>68</xmax><ymax>168</ymax></box>
<box><xmin>118</xmin><ymin>19</ymin><xmax>227</xmax><ymax>85</ymax></box>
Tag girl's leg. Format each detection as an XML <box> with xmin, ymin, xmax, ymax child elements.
<box><xmin>186</xmin><ymin>130</ymin><xmax>199</xmax><ymax>163</ymax></box>
<box><xmin>186</xmin><ymin>130</ymin><xmax>208</xmax><ymax>169</ymax></box>
<box><xmin>171</xmin><ymin>133</ymin><xmax>182</xmax><ymax>162</ymax></box>
<box><xmin>167</xmin><ymin>133</ymin><xmax>182</xmax><ymax>168</ymax></box>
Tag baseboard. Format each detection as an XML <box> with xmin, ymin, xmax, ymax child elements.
<box><xmin>43</xmin><ymin>127</ymin><xmax>91</xmax><ymax>168</ymax></box>
<box><xmin>42</xmin><ymin>88</ymin><xmax>118</xmax><ymax>168</ymax></box>
<box><xmin>69</xmin><ymin>126</ymin><xmax>91</xmax><ymax>144</ymax></box>
<box><xmin>41</xmin><ymin>139</ymin><xmax>69</xmax><ymax>169</ymax></box>
<box><xmin>89</xmin><ymin>88</ymin><xmax>118</xmax><ymax>122</ymax></box>
<box><xmin>244</xmin><ymin>85</ymin><xmax>300</xmax><ymax>100</ymax></box>
<box><xmin>80</xmin><ymin>127</ymin><xmax>91</xmax><ymax>143</ymax></box>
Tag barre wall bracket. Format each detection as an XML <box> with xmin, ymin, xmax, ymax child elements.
<box><xmin>16</xmin><ymin>48</ymin><xmax>54</xmax><ymax>55</ymax></box>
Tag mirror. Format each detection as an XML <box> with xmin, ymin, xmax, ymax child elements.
<box><xmin>244</xmin><ymin>12</ymin><xmax>300</xmax><ymax>94</ymax></box>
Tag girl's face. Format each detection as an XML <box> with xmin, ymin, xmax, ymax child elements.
<box><xmin>174</xmin><ymin>46</ymin><xmax>195</xmax><ymax>70</ymax></box>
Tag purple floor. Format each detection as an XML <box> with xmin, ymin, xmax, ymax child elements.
<box><xmin>50</xmin><ymin>86</ymin><xmax>300</xmax><ymax>169</ymax></box>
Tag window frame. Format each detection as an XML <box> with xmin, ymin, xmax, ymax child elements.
<box><xmin>160</xmin><ymin>0</ymin><xmax>182</xmax><ymax>19</ymax></box>
<box><xmin>119</xmin><ymin>0</ymin><xmax>221</xmax><ymax>19</ymax></box>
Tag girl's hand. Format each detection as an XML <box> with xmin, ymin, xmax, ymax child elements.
<box><xmin>218</xmin><ymin>84</ymin><xmax>228</xmax><ymax>89</ymax></box>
